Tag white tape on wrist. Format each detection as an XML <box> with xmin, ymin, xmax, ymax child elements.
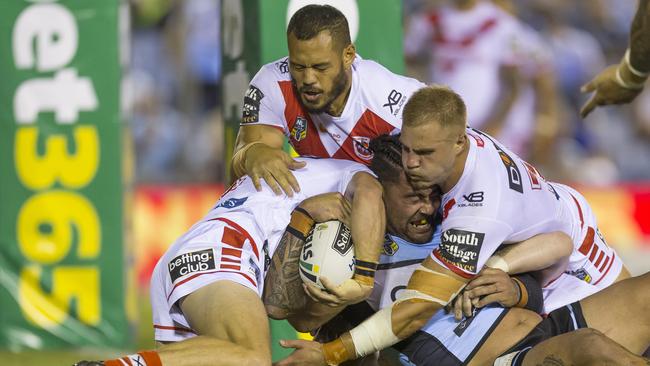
<box><xmin>485</xmin><ymin>255</ymin><xmax>510</xmax><ymax>273</ymax></box>
<box><xmin>615</xmin><ymin>67</ymin><xmax>646</xmax><ymax>90</ymax></box>
<box><xmin>625</xmin><ymin>48</ymin><xmax>650</xmax><ymax>78</ymax></box>
<box><xmin>348</xmin><ymin>307</ymin><xmax>400</xmax><ymax>358</ymax></box>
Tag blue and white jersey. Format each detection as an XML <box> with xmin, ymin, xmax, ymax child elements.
<box><xmin>367</xmin><ymin>226</ymin><xmax>508</xmax><ymax>366</ymax></box>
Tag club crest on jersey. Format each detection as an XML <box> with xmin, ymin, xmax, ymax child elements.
<box><xmin>383</xmin><ymin>235</ymin><xmax>399</xmax><ymax>256</ymax></box>
<box><xmin>215</xmin><ymin>197</ymin><xmax>248</xmax><ymax>209</ymax></box>
<box><xmin>291</xmin><ymin>117</ymin><xmax>308</xmax><ymax>142</ymax></box>
<box><xmin>168</xmin><ymin>249</ymin><xmax>216</xmax><ymax>283</ymax></box>
<box><xmin>352</xmin><ymin>136</ymin><xmax>373</xmax><ymax>160</ymax></box>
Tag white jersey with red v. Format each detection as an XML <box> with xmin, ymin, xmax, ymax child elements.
<box><xmin>241</xmin><ymin>55</ymin><xmax>425</xmax><ymax>164</ymax></box>
<box><xmin>433</xmin><ymin>128</ymin><xmax>621</xmax><ymax>296</ymax></box>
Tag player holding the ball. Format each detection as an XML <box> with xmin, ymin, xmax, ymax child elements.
<box><xmin>75</xmin><ymin>157</ymin><xmax>385</xmax><ymax>366</ymax></box>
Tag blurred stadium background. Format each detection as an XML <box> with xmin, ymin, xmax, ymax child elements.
<box><xmin>1</xmin><ymin>0</ymin><xmax>649</xmax><ymax>365</ymax></box>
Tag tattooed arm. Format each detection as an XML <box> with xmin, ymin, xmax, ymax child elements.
<box><xmin>263</xmin><ymin>228</ymin><xmax>308</xmax><ymax>320</ymax></box>
<box><xmin>263</xmin><ymin>192</ymin><xmax>352</xmax><ymax>331</ymax></box>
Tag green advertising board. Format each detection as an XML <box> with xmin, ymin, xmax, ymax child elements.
<box><xmin>0</xmin><ymin>0</ymin><xmax>130</xmax><ymax>350</ymax></box>
<box><xmin>220</xmin><ymin>0</ymin><xmax>403</xmax><ymax>360</ymax></box>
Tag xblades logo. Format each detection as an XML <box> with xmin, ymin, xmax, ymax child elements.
<box><xmin>458</xmin><ymin>191</ymin><xmax>484</xmax><ymax>207</ymax></box>
<box><xmin>383</xmin><ymin>89</ymin><xmax>403</xmax><ymax>114</ymax></box>
<box><xmin>463</xmin><ymin>192</ymin><xmax>484</xmax><ymax>203</ymax></box>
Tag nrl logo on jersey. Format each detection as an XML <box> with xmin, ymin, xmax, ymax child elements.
<box><xmin>290</xmin><ymin>116</ymin><xmax>308</xmax><ymax>142</ymax></box>
<box><xmin>352</xmin><ymin>136</ymin><xmax>373</xmax><ymax>160</ymax></box>
<box><xmin>383</xmin><ymin>235</ymin><xmax>399</xmax><ymax>256</ymax></box>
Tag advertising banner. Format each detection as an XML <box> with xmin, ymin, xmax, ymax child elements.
<box><xmin>0</xmin><ymin>0</ymin><xmax>129</xmax><ymax>349</ymax></box>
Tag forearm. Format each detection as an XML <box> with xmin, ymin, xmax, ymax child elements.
<box><xmin>322</xmin><ymin>260</ymin><xmax>467</xmax><ymax>364</ymax></box>
<box><xmin>159</xmin><ymin>335</ymin><xmax>265</xmax><ymax>366</ymax></box>
<box><xmin>486</xmin><ymin>232</ymin><xmax>572</xmax><ymax>275</ymax></box>
<box><xmin>349</xmin><ymin>179</ymin><xmax>385</xmax><ymax>264</ymax></box>
<box><xmin>629</xmin><ymin>0</ymin><xmax>650</xmax><ymax>74</ymax></box>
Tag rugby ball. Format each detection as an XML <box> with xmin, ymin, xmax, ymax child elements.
<box><xmin>299</xmin><ymin>220</ymin><xmax>355</xmax><ymax>289</ymax></box>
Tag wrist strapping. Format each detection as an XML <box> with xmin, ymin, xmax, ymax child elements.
<box><xmin>286</xmin><ymin>207</ymin><xmax>314</xmax><ymax>240</ymax></box>
<box><xmin>322</xmin><ymin>332</ymin><xmax>356</xmax><ymax>366</ymax></box>
<box><xmin>615</xmin><ymin>66</ymin><xmax>646</xmax><ymax>90</ymax></box>
<box><xmin>103</xmin><ymin>351</ymin><xmax>162</xmax><ymax>366</ymax></box>
<box><xmin>625</xmin><ymin>48</ymin><xmax>650</xmax><ymax>78</ymax></box>
<box><xmin>512</xmin><ymin>273</ymin><xmax>544</xmax><ymax>313</ymax></box>
<box><xmin>353</xmin><ymin>259</ymin><xmax>378</xmax><ymax>287</ymax></box>
<box><xmin>231</xmin><ymin>141</ymin><xmax>265</xmax><ymax>177</ymax></box>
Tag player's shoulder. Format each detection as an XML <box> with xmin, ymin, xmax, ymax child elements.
<box><xmin>252</xmin><ymin>57</ymin><xmax>292</xmax><ymax>86</ymax></box>
<box><xmin>354</xmin><ymin>56</ymin><xmax>425</xmax><ymax>119</ymax></box>
<box><xmin>356</xmin><ymin>56</ymin><xmax>425</xmax><ymax>92</ymax></box>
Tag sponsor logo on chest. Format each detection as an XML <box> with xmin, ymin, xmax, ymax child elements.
<box><xmin>439</xmin><ymin>229</ymin><xmax>485</xmax><ymax>273</ymax></box>
<box><xmin>168</xmin><ymin>249</ymin><xmax>216</xmax><ymax>283</ymax></box>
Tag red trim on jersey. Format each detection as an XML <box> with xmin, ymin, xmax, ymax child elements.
<box><xmin>154</xmin><ymin>324</ymin><xmax>196</xmax><ymax>333</ymax></box>
<box><xmin>222</xmin><ymin>226</ymin><xmax>246</xmax><ymax>249</ymax></box>
<box><xmin>599</xmin><ymin>256</ymin><xmax>611</xmax><ymax>272</ymax></box>
<box><xmin>588</xmin><ymin>245</ymin><xmax>599</xmax><ymax>262</ymax></box>
<box><xmin>220</xmin><ymin>263</ymin><xmax>241</xmax><ymax>270</ymax></box>
<box><xmin>594</xmin><ymin>251</ymin><xmax>605</xmax><ymax>268</ymax></box>
<box><xmin>221</xmin><ymin>247</ymin><xmax>242</xmax><ymax>258</ymax></box>
<box><xmin>578</xmin><ymin>227</ymin><xmax>595</xmax><ymax>256</ymax></box>
<box><xmin>333</xmin><ymin>109</ymin><xmax>395</xmax><ymax>164</ymax></box>
<box><xmin>211</xmin><ymin>217</ymin><xmax>259</xmax><ymax>259</ymax></box>
<box><xmin>593</xmin><ymin>252</ymin><xmax>616</xmax><ymax>286</ymax></box>
<box><xmin>221</xmin><ymin>257</ymin><xmax>240</xmax><ymax>263</ymax></box>
<box><xmin>571</xmin><ymin>195</ymin><xmax>585</xmax><ymax>229</ymax></box>
<box><xmin>278</xmin><ymin>80</ymin><xmax>329</xmax><ymax>157</ymax></box>
<box><xmin>468</xmin><ymin>132</ymin><xmax>485</xmax><ymax>148</ymax></box>
<box><xmin>215</xmin><ymin>270</ymin><xmax>257</xmax><ymax>288</ymax></box>
<box><xmin>432</xmin><ymin>249</ymin><xmax>474</xmax><ymax>279</ymax></box>
<box><xmin>443</xmin><ymin>199</ymin><xmax>456</xmax><ymax>220</ymax></box>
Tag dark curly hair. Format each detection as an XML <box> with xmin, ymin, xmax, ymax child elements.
<box><xmin>369</xmin><ymin>134</ymin><xmax>403</xmax><ymax>184</ymax></box>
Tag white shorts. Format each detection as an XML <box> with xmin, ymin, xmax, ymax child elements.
<box><xmin>547</xmin><ymin>184</ymin><xmax>624</xmax><ymax>312</ymax></box>
<box><xmin>150</xmin><ymin>215</ymin><xmax>267</xmax><ymax>342</ymax></box>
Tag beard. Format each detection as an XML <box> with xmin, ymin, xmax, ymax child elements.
<box><xmin>292</xmin><ymin>64</ymin><xmax>348</xmax><ymax>114</ymax></box>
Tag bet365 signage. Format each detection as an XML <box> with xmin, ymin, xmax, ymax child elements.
<box><xmin>0</xmin><ymin>0</ymin><xmax>130</xmax><ymax>349</ymax></box>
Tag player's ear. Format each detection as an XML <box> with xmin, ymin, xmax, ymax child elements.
<box><xmin>342</xmin><ymin>43</ymin><xmax>356</xmax><ymax>68</ymax></box>
<box><xmin>454</xmin><ymin>133</ymin><xmax>466</xmax><ymax>155</ymax></box>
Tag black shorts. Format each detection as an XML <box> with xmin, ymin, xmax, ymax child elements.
<box><xmin>495</xmin><ymin>302</ymin><xmax>588</xmax><ymax>366</ymax></box>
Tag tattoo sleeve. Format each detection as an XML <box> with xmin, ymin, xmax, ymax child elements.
<box><xmin>630</xmin><ymin>0</ymin><xmax>650</xmax><ymax>73</ymax></box>
<box><xmin>262</xmin><ymin>229</ymin><xmax>307</xmax><ymax>318</ymax></box>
